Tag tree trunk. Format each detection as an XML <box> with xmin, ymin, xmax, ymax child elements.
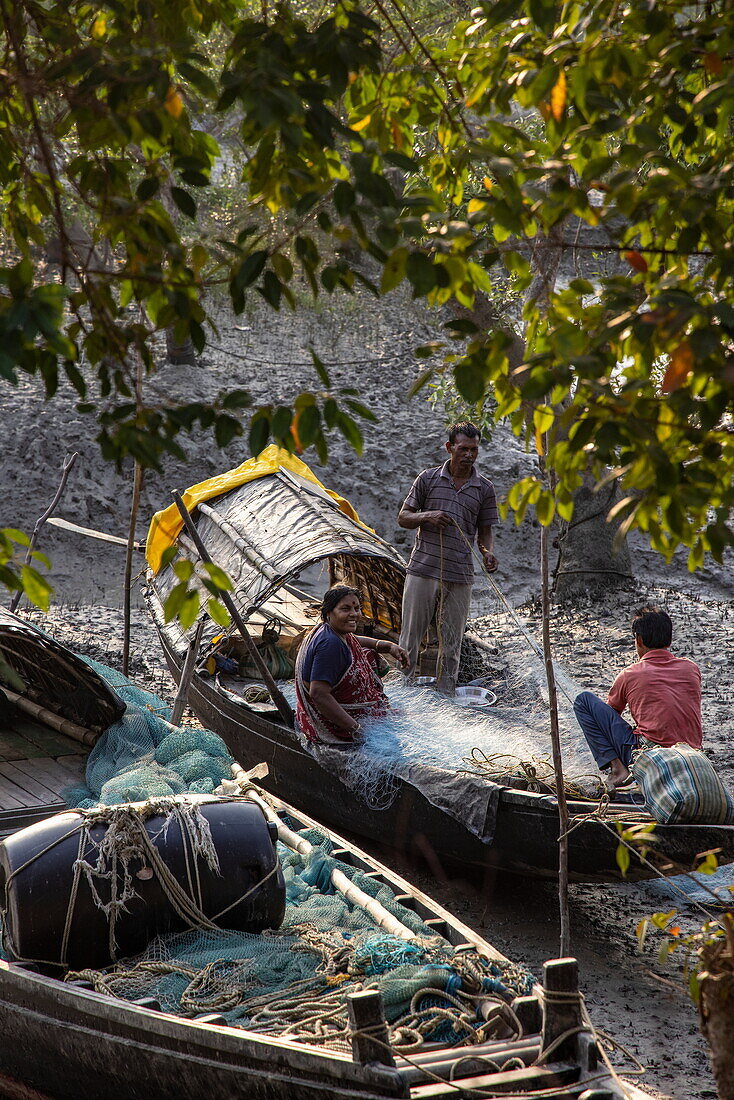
<box><xmin>165</xmin><ymin>328</ymin><xmax>198</xmax><ymax>366</ymax></box>
<box><xmin>699</xmin><ymin>930</ymin><xmax>734</xmax><ymax>1100</ymax></box>
<box><xmin>554</xmin><ymin>471</ymin><xmax>633</xmax><ymax>602</ymax></box>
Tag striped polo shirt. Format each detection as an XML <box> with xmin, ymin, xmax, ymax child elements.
<box><xmin>402</xmin><ymin>461</ymin><xmax>498</xmax><ymax>584</ymax></box>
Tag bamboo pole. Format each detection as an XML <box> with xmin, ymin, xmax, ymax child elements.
<box><xmin>231</xmin><ymin>764</ymin><xmax>416</xmax><ymax>940</ymax></box>
<box><xmin>171</xmin><ymin>492</ymin><xmax>294</xmax><ymax>728</ymax></box>
<box><xmin>2</xmin><ymin>687</ymin><xmax>97</xmax><ymax>747</ymax></box>
<box><xmin>170</xmin><ymin>618</ymin><xmax>206</xmax><ymax>727</ymax></box>
<box><xmin>122</xmin><ymin>345</ymin><xmax>145</xmax><ymax>677</ymax></box>
<box><xmin>9</xmin><ymin>452</ymin><xmax>79</xmax><ymax>613</ymax></box>
<box><xmin>539</xmin><ymin>455</ymin><xmax>571</xmax><ymax>957</ymax></box>
<box><xmin>122</xmin><ymin>460</ymin><xmax>143</xmax><ymax>677</ymax></box>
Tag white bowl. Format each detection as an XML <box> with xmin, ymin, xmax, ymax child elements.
<box><xmin>454</xmin><ymin>686</ymin><xmax>497</xmax><ymax>707</ymax></box>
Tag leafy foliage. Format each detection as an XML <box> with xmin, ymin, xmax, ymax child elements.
<box><xmin>1</xmin><ymin>0</ymin><xmax>733</xmax><ymax>611</ymax></box>
<box><xmin>0</xmin><ymin>529</ymin><xmax>52</xmax><ymax>610</ymax></box>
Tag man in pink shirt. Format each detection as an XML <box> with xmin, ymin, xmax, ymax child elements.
<box><xmin>573</xmin><ymin>607</ymin><xmax>702</xmax><ymax>789</ymax></box>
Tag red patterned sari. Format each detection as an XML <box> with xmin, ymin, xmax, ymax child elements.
<box><xmin>295</xmin><ymin>625</ymin><xmax>389</xmax><ymax>744</ymax></box>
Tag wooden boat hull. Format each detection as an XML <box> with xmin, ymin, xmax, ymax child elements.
<box><xmin>0</xmin><ymin>969</ymin><xmax>406</xmax><ymax>1100</ymax></box>
<box><xmin>0</xmin><ymin>791</ymin><xmax>634</xmax><ymax>1099</ymax></box>
<box><xmin>155</xmin><ymin>630</ymin><xmax>734</xmax><ymax>883</ymax></box>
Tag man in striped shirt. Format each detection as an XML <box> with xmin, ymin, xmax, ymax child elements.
<box><xmin>397</xmin><ymin>423</ymin><xmax>499</xmax><ymax>694</ymax></box>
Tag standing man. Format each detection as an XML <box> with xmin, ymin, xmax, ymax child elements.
<box><xmin>574</xmin><ymin>607</ymin><xmax>702</xmax><ymax>789</ymax></box>
<box><xmin>398</xmin><ymin>422</ymin><xmax>498</xmax><ymax>694</ymax></box>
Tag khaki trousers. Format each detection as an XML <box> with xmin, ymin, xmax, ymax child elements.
<box><xmin>399</xmin><ymin>573</ymin><xmax>472</xmax><ymax>694</ymax></box>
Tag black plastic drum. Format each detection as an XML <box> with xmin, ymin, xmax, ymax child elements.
<box><xmin>0</xmin><ymin>798</ymin><xmax>285</xmax><ymax>971</ymax></box>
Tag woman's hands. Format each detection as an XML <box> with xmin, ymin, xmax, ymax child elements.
<box><xmin>384</xmin><ymin>641</ymin><xmax>409</xmax><ymax>669</ymax></box>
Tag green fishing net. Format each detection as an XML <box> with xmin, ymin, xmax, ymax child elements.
<box><xmin>1</xmin><ymin>653</ymin><xmax>536</xmax><ymax>1051</ymax></box>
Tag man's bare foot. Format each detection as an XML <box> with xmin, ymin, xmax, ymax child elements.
<box><xmin>606</xmin><ymin>759</ymin><xmax>631</xmax><ymax>788</ymax></box>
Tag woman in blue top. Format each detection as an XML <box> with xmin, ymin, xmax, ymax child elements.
<box><xmin>295</xmin><ymin>585</ymin><xmax>408</xmax><ymax>745</ymax></box>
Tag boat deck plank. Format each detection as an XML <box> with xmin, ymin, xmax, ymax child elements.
<box><xmin>9</xmin><ymin>718</ymin><xmax>81</xmax><ymax>758</ymax></box>
<box><xmin>0</xmin><ymin>762</ymin><xmax>67</xmax><ymax>805</ymax></box>
<box><xmin>10</xmin><ymin>756</ymin><xmax>85</xmax><ymax>798</ymax></box>
<box><xmin>0</xmin><ymin>728</ymin><xmax>47</xmax><ymax>761</ymax></box>
<box><xmin>0</xmin><ymin>708</ymin><xmax>87</xmax><ymax>819</ymax></box>
<box><xmin>0</xmin><ymin>773</ymin><xmax>32</xmax><ymax>809</ymax></box>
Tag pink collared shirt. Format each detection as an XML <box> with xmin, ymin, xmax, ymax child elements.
<box><xmin>607</xmin><ymin>649</ymin><xmax>702</xmax><ymax>749</ymax></box>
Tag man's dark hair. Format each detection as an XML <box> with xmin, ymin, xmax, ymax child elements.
<box><xmin>632</xmin><ymin>606</ymin><xmax>672</xmax><ymax>649</ymax></box>
<box><xmin>448</xmin><ymin>422</ymin><xmax>481</xmax><ymax>445</ymax></box>
<box><xmin>320</xmin><ymin>585</ymin><xmax>361</xmax><ymax>621</ymax></box>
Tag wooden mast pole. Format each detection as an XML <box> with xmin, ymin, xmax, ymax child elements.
<box><xmin>539</xmin><ymin>446</ymin><xmax>571</xmax><ymax>957</ymax></box>
<box><xmin>171</xmin><ymin>491</ymin><xmax>294</xmax><ymax>728</ymax></box>
<box><xmin>122</xmin><ymin>346</ymin><xmax>145</xmax><ymax>677</ymax></box>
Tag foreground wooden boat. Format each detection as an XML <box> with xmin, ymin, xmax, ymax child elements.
<box><xmin>0</xmin><ymin>608</ymin><xmax>650</xmax><ymax>1098</ymax></box>
<box><xmin>143</xmin><ymin>449</ymin><xmax>734</xmax><ymax>883</ymax></box>
<box><xmin>0</xmin><ymin>781</ymin><xmax>641</xmax><ymax>1100</ymax></box>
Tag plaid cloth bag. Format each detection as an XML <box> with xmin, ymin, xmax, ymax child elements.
<box><xmin>630</xmin><ymin>742</ymin><xmax>734</xmax><ymax>825</ymax></box>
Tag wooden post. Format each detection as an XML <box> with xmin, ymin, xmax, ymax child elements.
<box><xmin>539</xmin><ymin>450</ymin><xmax>571</xmax><ymax>957</ymax></box>
<box><xmin>122</xmin><ymin>459</ymin><xmax>143</xmax><ymax>677</ymax></box>
<box><xmin>170</xmin><ymin>618</ymin><xmax>206</xmax><ymax>727</ymax></box>
<box><xmin>9</xmin><ymin>452</ymin><xmax>78</xmax><ymax>613</ymax></box>
<box><xmin>171</xmin><ymin>492</ymin><xmax>294</xmax><ymax>728</ymax></box>
<box><xmin>123</xmin><ymin>344</ymin><xmax>145</xmax><ymax>677</ymax></box>
<box><xmin>540</xmin><ymin>957</ymin><xmax>582</xmax><ymax>1063</ymax></box>
<box><xmin>511</xmin><ymin>994</ymin><xmax>543</xmax><ymax>1037</ymax></box>
<box><xmin>346</xmin><ymin>990</ymin><xmax>394</xmax><ymax>1067</ymax></box>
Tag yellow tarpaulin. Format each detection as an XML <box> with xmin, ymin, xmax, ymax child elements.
<box><xmin>146</xmin><ymin>445</ymin><xmax>369</xmax><ymax>574</ymax></box>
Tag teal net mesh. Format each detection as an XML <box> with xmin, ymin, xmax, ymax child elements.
<box><xmin>63</xmin><ymin>655</ymin><xmax>234</xmax><ymax>807</ymax></box>
<box><xmin>63</xmin><ymin>823</ymin><xmax>534</xmax><ymax>1049</ymax></box>
<box><xmin>34</xmin><ymin>655</ymin><xmax>535</xmax><ymax>1051</ymax></box>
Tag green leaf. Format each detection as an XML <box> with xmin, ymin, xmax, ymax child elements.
<box><xmin>20</xmin><ymin>565</ymin><xmax>52</xmax><ymax>611</ymax></box>
<box><xmin>234</xmin><ymin>251</ymin><xmax>268</xmax><ymax>292</ymax></box>
<box><xmin>179</xmin><ymin>590</ymin><xmax>200</xmax><ymax>630</ymax></box>
<box><xmin>535</xmin><ymin>492</ymin><xmax>555</xmax><ymax>526</ymax></box>
<box><xmin>295</xmin><ymin>404</ymin><xmax>320</xmax><ymax>447</ymax></box>
<box><xmin>406</xmin><ymin>253</ymin><xmax>437</xmax><ymax>297</ymax></box>
<box><xmin>160</xmin><ymin>546</ymin><xmax>178</xmax><ymax>570</ymax></box>
<box><xmin>381</xmin><ymin>247</ymin><xmax>408</xmax><ymax>294</ymax></box>
<box><xmin>164</xmin><ymin>581</ymin><xmax>187</xmax><ymax>622</ymax></box>
<box><xmin>249</xmin><ymin>413</ymin><xmax>270</xmax><ymax>455</ymax></box>
<box><xmin>616</xmin><ymin>842</ymin><xmax>630</xmax><ymax>877</ymax></box>
<box><xmin>214</xmin><ymin>414</ymin><xmax>241</xmax><ymax>447</ymax></box>
<box><xmin>203</xmin><ymin>562</ymin><xmax>233</xmax><ymax>591</ymax></box>
<box><xmin>344</xmin><ymin>399</ymin><xmax>377</xmax><ymax>422</ymax></box>
<box><xmin>271</xmin><ymin>405</ymin><xmax>293</xmax><ymax>441</ymax></box>
<box><xmin>136</xmin><ymin>177</ymin><xmax>160</xmax><ymax>201</ymax></box>
<box><xmin>170</xmin><ymin>187</ymin><xmax>197</xmax><ymax>218</ymax></box>
<box><xmin>407</xmin><ymin>368</ymin><xmax>435</xmax><ymax>398</ymax></box>
<box><xmin>173</xmin><ymin>559</ymin><xmax>194</xmax><ymax>582</ymax></box>
<box><xmin>336</xmin><ymin>411</ymin><xmax>363</xmax><ymax>454</ymax></box>
<box><xmin>454</xmin><ymin>357</ymin><xmax>488</xmax><ymax>404</ymax></box>
<box><xmin>310</xmin><ymin>350</ymin><xmax>331</xmax><ymax>388</ymax></box>
<box><xmin>0</xmin><ymin>657</ymin><xmax>25</xmax><ymax>693</ymax></box>
<box><xmin>207</xmin><ymin>597</ymin><xmax>231</xmax><ymax>628</ymax></box>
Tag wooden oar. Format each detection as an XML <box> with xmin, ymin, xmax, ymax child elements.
<box><xmin>47</xmin><ymin>517</ymin><xmax>144</xmax><ymax>551</ymax></box>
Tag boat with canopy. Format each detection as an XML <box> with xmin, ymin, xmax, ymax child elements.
<box><xmin>143</xmin><ymin>447</ymin><xmax>734</xmax><ymax>883</ymax></box>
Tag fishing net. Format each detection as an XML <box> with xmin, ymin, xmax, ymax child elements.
<box><xmin>63</xmin><ymin>655</ymin><xmax>235</xmax><ymax>807</ymax></box>
<box><xmin>0</xmin><ymin>651</ymin><xmax>535</xmax><ymax>1052</ymax></box>
<box><xmin>282</xmin><ymin>546</ymin><xmax>605</xmax><ymax>830</ymax></box>
<box><xmin>285</xmin><ymin>595</ymin><xmax>601</xmax><ymax>832</ymax></box>
<box><xmin>64</xmin><ymin>822</ymin><xmax>535</xmax><ymax>1051</ymax></box>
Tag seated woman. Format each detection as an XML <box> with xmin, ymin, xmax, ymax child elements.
<box><xmin>295</xmin><ymin>584</ymin><xmax>408</xmax><ymax>745</ymax></box>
